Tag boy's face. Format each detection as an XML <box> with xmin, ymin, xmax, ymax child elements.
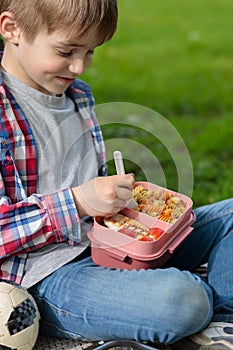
<box><xmin>14</xmin><ymin>29</ymin><xmax>98</xmax><ymax>94</ymax></box>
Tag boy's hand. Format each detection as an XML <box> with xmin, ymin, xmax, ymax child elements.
<box><xmin>72</xmin><ymin>175</ymin><xmax>135</xmax><ymax>217</ymax></box>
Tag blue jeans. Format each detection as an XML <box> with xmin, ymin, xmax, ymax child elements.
<box><xmin>29</xmin><ymin>198</ymin><xmax>233</xmax><ymax>344</ymax></box>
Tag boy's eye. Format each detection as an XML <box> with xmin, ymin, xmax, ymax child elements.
<box><xmin>58</xmin><ymin>50</ymin><xmax>73</xmax><ymax>57</ymax></box>
<box><xmin>57</xmin><ymin>49</ymin><xmax>94</xmax><ymax>57</ymax></box>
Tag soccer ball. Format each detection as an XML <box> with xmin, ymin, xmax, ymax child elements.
<box><xmin>0</xmin><ymin>281</ymin><xmax>40</xmax><ymax>350</ymax></box>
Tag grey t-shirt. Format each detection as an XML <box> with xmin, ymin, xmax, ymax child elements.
<box><xmin>2</xmin><ymin>71</ymin><xmax>98</xmax><ymax>288</ymax></box>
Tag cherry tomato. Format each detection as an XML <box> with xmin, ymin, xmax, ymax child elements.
<box><xmin>149</xmin><ymin>227</ymin><xmax>164</xmax><ymax>240</ymax></box>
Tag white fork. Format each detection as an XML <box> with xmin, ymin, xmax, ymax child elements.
<box><xmin>113</xmin><ymin>150</ymin><xmax>138</xmax><ymax>209</ymax></box>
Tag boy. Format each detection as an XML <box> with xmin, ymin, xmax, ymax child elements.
<box><xmin>0</xmin><ymin>1</ymin><xmax>233</xmax><ymax>349</ymax></box>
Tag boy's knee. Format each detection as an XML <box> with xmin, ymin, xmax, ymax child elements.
<box><xmin>162</xmin><ymin>274</ymin><xmax>212</xmax><ymax>342</ymax></box>
<box><xmin>131</xmin><ymin>269</ymin><xmax>212</xmax><ymax>343</ymax></box>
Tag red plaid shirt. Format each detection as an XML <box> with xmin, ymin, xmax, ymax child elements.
<box><xmin>0</xmin><ymin>62</ymin><xmax>107</xmax><ymax>284</ymax></box>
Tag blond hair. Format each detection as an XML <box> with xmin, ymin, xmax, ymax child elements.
<box><xmin>0</xmin><ymin>0</ymin><xmax>118</xmax><ymax>44</ymax></box>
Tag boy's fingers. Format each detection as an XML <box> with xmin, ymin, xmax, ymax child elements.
<box><xmin>116</xmin><ymin>178</ymin><xmax>133</xmax><ymax>201</ymax></box>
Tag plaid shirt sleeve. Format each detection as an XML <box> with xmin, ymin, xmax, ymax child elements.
<box><xmin>0</xmin><ymin>185</ymin><xmax>81</xmax><ymax>283</ymax></box>
<box><xmin>0</xmin><ymin>157</ymin><xmax>82</xmax><ymax>257</ymax></box>
<box><xmin>0</xmin><ymin>185</ymin><xmax>81</xmax><ymax>259</ymax></box>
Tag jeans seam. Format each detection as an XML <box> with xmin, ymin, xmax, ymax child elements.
<box><xmin>40</xmin><ymin>317</ymin><xmax>84</xmax><ymax>339</ymax></box>
<box><xmin>193</xmin><ymin>210</ymin><xmax>233</xmax><ymax>228</ymax></box>
<box><xmin>36</xmin><ymin>295</ymin><xmax>70</xmax><ymax>317</ymax></box>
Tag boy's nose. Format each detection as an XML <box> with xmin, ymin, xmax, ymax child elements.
<box><xmin>69</xmin><ymin>58</ymin><xmax>85</xmax><ymax>76</ymax></box>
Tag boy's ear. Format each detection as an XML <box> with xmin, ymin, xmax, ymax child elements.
<box><xmin>0</xmin><ymin>11</ymin><xmax>21</xmax><ymax>44</ymax></box>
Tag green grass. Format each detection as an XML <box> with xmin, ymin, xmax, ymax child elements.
<box><xmin>85</xmin><ymin>0</ymin><xmax>233</xmax><ymax>207</ymax></box>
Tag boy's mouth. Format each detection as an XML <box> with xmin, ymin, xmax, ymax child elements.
<box><xmin>56</xmin><ymin>76</ymin><xmax>75</xmax><ymax>84</ymax></box>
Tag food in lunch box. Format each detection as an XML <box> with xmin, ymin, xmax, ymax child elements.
<box><xmin>133</xmin><ymin>185</ymin><xmax>186</xmax><ymax>223</ymax></box>
<box><xmin>104</xmin><ymin>214</ymin><xmax>164</xmax><ymax>241</ymax></box>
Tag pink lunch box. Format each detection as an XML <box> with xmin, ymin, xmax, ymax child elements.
<box><xmin>87</xmin><ymin>182</ymin><xmax>196</xmax><ymax>270</ymax></box>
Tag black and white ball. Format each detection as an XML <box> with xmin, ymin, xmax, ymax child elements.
<box><xmin>0</xmin><ymin>281</ymin><xmax>40</xmax><ymax>350</ymax></box>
